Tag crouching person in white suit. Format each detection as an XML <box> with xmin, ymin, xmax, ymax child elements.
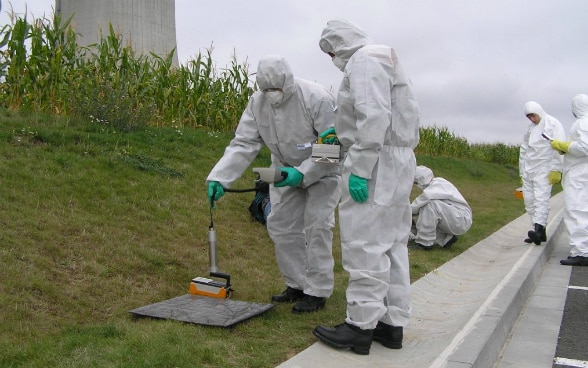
<box><xmin>411</xmin><ymin>166</ymin><xmax>472</xmax><ymax>250</ymax></box>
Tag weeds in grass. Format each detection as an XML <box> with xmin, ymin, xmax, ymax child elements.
<box><xmin>118</xmin><ymin>153</ymin><xmax>184</xmax><ymax>178</ymax></box>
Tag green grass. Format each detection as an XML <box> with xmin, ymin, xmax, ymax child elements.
<box><xmin>0</xmin><ymin>112</ymin><xmax>558</xmax><ymax>367</ymax></box>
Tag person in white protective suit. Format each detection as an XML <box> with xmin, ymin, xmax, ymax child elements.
<box><xmin>550</xmin><ymin>94</ymin><xmax>588</xmax><ymax>266</ymax></box>
<box><xmin>312</xmin><ymin>19</ymin><xmax>419</xmax><ymax>355</ymax></box>
<box><xmin>411</xmin><ymin>166</ymin><xmax>472</xmax><ymax>250</ymax></box>
<box><xmin>519</xmin><ymin>101</ymin><xmax>565</xmax><ymax>245</ymax></box>
<box><xmin>206</xmin><ymin>55</ymin><xmax>342</xmax><ymax>312</ymax></box>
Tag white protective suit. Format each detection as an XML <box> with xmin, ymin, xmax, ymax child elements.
<box><xmin>411</xmin><ymin>166</ymin><xmax>472</xmax><ymax>247</ymax></box>
<box><xmin>206</xmin><ymin>55</ymin><xmax>341</xmax><ymax>298</ymax></box>
<box><xmin>519</xmin><ymin>101</ymin><xmax>565</xmax><ymax>227</ymax></box>
<box><xmin>319</xmin><ymin>19</ymin><xmax>420</xmax><ymax>330</ymax></box>
<box><xmin>562</xmin><ymin>94</ymin><xmax>588</xmax><ymax>257</ymax></box>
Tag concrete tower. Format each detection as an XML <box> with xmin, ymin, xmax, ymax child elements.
<box><xmin>56</xmin><ymin>0</ymin><xmax>179</xmax><ymax>67</ymax></box>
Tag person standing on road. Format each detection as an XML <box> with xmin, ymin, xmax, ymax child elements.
<box><xmin>410</xmin><ymin>166</ymin><xmax>472</xmax><ymax>250</ymax></box>
<box><xmin>206</xmin><ymin>55</ymin><xmax>342</xmax><ymax>312</ymax></box>
<box><xmin>550</xmin><ymin>94</ymin><xmax>588</xmax><ymax>266</ymax></box>
<box><xmin>312</xmin><ymin>19</ymin><xmax>420</xmax><ymax>355</ymax></box>
<box><xmin>519</xmin><ymin>101</ymin><xmax>565</xmax><ymax>245</ymax></box>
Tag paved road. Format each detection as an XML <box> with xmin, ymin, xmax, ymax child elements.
<box><xmin>553</xmin><ymin>265</ymin><xmax>588</xmax><ymax>368</ymax></box>
<box><xmin>495</xmin><ymin>229</ymin><xmax>588</xmax><ymax>368</ymax></box>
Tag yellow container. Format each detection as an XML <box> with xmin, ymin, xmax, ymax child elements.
<box><xmin>515</xmin><ymin>187</ymin><xmax>524</xmax><ymax>199</ymax></box>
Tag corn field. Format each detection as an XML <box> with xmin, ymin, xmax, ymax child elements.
<box><xmin>0</xmin><ymin>12</ymin><xmax>519</xmax><ymax>166</ymax></box>
<box><xmin>0</xmin><ymin>12</ymin><xmax>251</xmax><ymax>131</ymax></box>
<box><xmin>416</xmin><ymin>126</ymin><xmax>519</xmax><ymax>166</ymax></box>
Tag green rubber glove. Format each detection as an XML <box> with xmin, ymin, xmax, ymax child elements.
<box><xmin>274</xmin><ymin>167</ymin><xmax>304</xmax><ymax>187</ymax></box>
<box><xmin>207</xmin><ymin>181</ymin><xmax>225</xmax><ymax>207</ymax></box>
<box><xmin>548</xmin><ymin>171</ymin><xmax>562</xmax><ymax>185</ymax></box>
<box><xmin>551</xmin><ymin>140</ymin><xmax>571</xmax><ymax>154</ymax></box>
<box><xmin>349</xmin><ymin>174</ymin><xmax>368</xmax><ymax>203</ymax></box>
<box><xmin>318</xmin><ymin>127</ymin><xmax>338</xmax><ymax>144</ymax></box>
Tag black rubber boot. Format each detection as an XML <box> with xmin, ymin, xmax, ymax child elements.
<box><xmin>527</xmin><ymin>223</ymin><xmax>546</xmax><ymax>245</ymax></box>
<box><xmin>292</xmin><ymin>295</ymin><xmax>326</xmax><ymax>313</ymax></box>
<box><xmin>443</xmin><ymin>235</ymin><xmax>458</xmax><ymax>249</ymax></box>
<box><xmin>537</xmin><ymin>223</ymin><xmax>547</xmax><ymax>242</ymax></box>
<box><xmin>415</xmin><ymin>243</ymin><xmax>433</xmax><ymax>251</ymax></box>
<box><xmin>313</xmin><ymin>323</ymin><xmax>373</xmax><ymax>355</ymax></box>
<box><xmin>271</xmin><ymin>287</ymin><xmax>304</xmax><ymax>303</ymax></box>
<box><xmin>373</xmin><ymin>322</ymin><xmax>403</xmax><ymax>349</ymax></box>
<box><xmin>560</xmin><ymin>256</ymin><xmax>588</xmax><ymax>266</ymax></box>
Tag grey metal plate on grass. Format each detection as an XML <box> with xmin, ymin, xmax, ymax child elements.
<box><xmin>129</xmin><ymin>294</ymin><xmax>275</xmax><ymax>327</ymax></box>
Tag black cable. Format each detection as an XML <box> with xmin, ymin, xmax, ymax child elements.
<box><xmin>222</xmin><ymin>181</ymin><xmax>269</xmax><ymax>193</ymax></box>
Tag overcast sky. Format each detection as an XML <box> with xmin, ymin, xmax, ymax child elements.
<box><xmin>3</xmin><ymin>1</ymin><xmax>587</xmax><ymax>144</ymax></box>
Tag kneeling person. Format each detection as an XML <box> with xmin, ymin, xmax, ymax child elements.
<box><xmin>411</xmin><ymin>166</ymin><xmax>472</xmax><ymax>250</ymax></box>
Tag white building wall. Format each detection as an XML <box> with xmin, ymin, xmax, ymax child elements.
<box><xmin>56</xmin><ymin>0</ymin><xmax>178</xmax><ymax>66</ymax></box>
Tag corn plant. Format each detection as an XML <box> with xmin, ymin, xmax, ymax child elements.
<box><xmin>417</xmin><ymin>126</ymin><xmax>519</xmax><ymax>166</ymax></box>
<box><xmin>0</xmin><ymin>12</ymin><xmax>80</xmax><ymax>114</ymax></box>
<box><xmin>0</xmin><ymin>12</ymin><xmax>252</xmax><ymax>132</ymax></box>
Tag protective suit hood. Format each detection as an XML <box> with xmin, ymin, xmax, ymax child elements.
<box><xmin>319</xmin><ymin>19</ymin><xmax>373</xmax><ymax>71</ymax></box>
<box><xmin>524</xmin><ymin>101</ymin><xmax>545</xmax><ymax>122</ymax></box>
<box><xmin>571</xmin><ymin>94</ymin><xmax>588</xmax><ymax>119</ymax></box>
<box><xmin>255</xmin><ymin>55</ymin><xmax>296</xmax><ymax>106</ymax></box>
<box><xmin>414</xmin><ymin>166</ymin><xmax>434</xmax><ymax>189</ymax></box>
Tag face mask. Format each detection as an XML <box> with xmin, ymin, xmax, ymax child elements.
<box><xmin>265</xmin><ymin>91</ymin><xmax>284</xmax><ymax>107</ymax></box>
<box><xmin>332</xmin><ymin>56</ymin><xmax>347</xmax><ymax>71</ymax></box>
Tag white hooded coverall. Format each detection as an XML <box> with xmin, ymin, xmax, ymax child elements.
<box><xmin>562</xmin><ymin>94</ymin><xmax>588</xmax><ymax>257</ymax></box>
<box><xmin>519</xmin><ymin>101</ymin><xmax>565</xmax><ymax>227</ymax></box>
<box><xmin>319</xmin><ymin>19</ymin><xmax>420</xmax><ymax>330</ymax></box>
<box><xmin>411</xmin><ymin>166</ymin><xmax>472</xmax><ymax>247</ymax></box>
<box><xmin>206</xmin><ymin>55</ymin><xmax>341</xmax><ymax>298</ymax></box>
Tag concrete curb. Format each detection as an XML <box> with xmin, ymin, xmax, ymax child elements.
<box><xmin>442</xmin><ymin>193</ymin><xmax>565</xmax><ymax>368</ymax></box>
<box><xmin>277</xmin><ymin>193</ymin><xmax>565</xmax><ymax>368</ymax></box>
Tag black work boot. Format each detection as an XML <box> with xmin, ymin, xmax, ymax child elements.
<box><xmin>415</xmin><ymin>243</ymin><xmax>433</xmax><ymax>251</ymax></box>
<box><xmin>313</xmin><ymin>323</ymin><xmax>373</xmax><ymax>355</ymax></box>
<box><xmin>560</xmin><ymin>256</ymin><xmax>588</xmax><ymax>266</ymax></box>
<box><xmin>373</xmin><ymin>322</ymin><xmax>403</xmax><ymax>349</ymax></box>
<box><xmin>537</xmin><ymin>223</ymin><xmax>547</xmax><ymax>242</ymax></box>
<box><xmin>527</xmin><ymin>223</ymin><xmax>546</xmax><ymax>245</ymax></box>
<box><xmin>271</xmin><ymin>287</ymin><xmax>304</xmax><ymax>303</ymax></box>
<box><xmin>292</xmin><ymin>295</ymin><xmax>326</xmax><ymax>313</ymax></box>
<box><xmin>443</xmin><ymin>235</ymin><xmax>458</xmax><ymax>249</ymax></box>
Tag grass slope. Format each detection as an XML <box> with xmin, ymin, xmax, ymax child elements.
<box><xmin>0</xmin><ymin>113</ymin><xmax>545</xmax><ymax>367</ymax></box>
